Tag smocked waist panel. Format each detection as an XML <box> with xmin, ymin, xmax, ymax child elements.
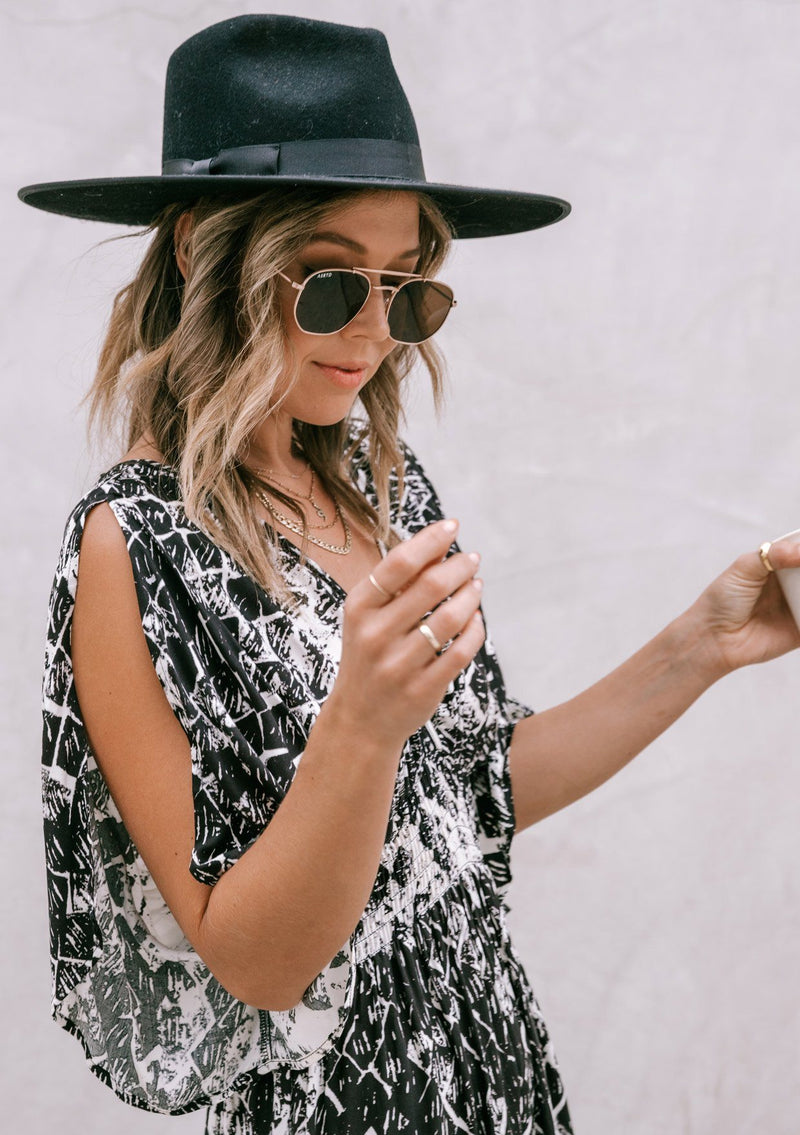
<box><xmin>352</xmin><ymin>816</ymin><xmax>486</xmax><ymax>963</ymax></box>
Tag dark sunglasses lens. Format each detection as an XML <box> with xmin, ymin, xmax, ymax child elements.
<box><xmin>295</xmin><ymin>271</ymin><xmax>370</xmax><ymax>334</ymax></box>
<box><xmin>388</xmin><ymin>280</ymin><xmax>454</xmax><ymax>343</ymax></box>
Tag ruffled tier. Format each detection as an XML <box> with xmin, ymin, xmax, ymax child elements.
<box><xmin>206</xmin><ymin>862</ymin><xmax>573</xmax><ymax>1135</ymax></box>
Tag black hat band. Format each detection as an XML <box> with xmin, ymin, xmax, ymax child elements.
<box><xmin>162</xmin><ymin>138</ymin><xmax>426</xmax><ymax>181</ymax></box>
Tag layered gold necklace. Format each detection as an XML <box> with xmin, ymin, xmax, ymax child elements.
<box><xmin>253</xmin><ymin>461</ymin><xmax>353</xmax><ymax>556</ymax></box>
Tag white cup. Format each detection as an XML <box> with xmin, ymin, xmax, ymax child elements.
<box><xmin>772</xmin><ymin>529</ymin><xmax>800</xmax><ymax>629</ymax></box>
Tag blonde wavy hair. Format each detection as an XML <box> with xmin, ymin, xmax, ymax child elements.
<box><xmin>87</xmin><ymin>186</ymin><xmax>453</xmax><ymax>606</ymax></box>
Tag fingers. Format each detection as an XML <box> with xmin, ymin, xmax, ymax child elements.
<box><xmin>355</xmin><ymin>521</ymin><xmax>483</xmax><ymax>641</ymax></box>
<box><xmin>421</xmin><ymin>605</ymin><xmax>486</xmax><ymax>679</ymax></box>
<box><xmin>356</xmin><ymin>518</ymin><xmax>460</xmax><ymax>608</ymax></box>
<box><xmin>337</xmin><ymin>519</ymin><xmax>486</xmax><ymax>748</ymax></box>
<box><xmin>389</xmin><ymin>548</ymin><xmax>481</xmax><ymax>632</ymax></box>
<box><xmin>349</xmin><ymin>516</ymin><xmax>485</xmax><ymax>671</ymax></box>
<box><xmin>411</xmin><ymin>574</ymin><xmax>484</xmax><ymax>659</ymax></box>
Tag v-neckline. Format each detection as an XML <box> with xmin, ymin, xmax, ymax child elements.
<box><xmin>104</xmin><ymin>453</ymin><xmax>389</xmax><ymax>603</ymax></box>
<box><xmin>273</xmin><ymin>526</ymin><xmax>388</xmax><ymax>602</ymax></box>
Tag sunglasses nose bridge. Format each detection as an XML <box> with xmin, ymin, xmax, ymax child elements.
<box><xmin>371</xmin><ymin>279</ymin><xmax>411</xmax><ymax>327</ymax></box>
<box><xmin>341</xmin><ymin>272</ymin><xmax>393</xmax><ymax>337</ymax></box>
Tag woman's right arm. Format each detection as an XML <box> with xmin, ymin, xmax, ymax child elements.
<box><xmin>72</xmin><ymin>503</ymin><xmax>483</xmax><ymax>1011</ymax></box>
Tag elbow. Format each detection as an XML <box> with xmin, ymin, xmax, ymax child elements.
<box><xmin>195</xmin><ymin>893</ymin><xmax>346</xmax><ymax>1013</ymax></box>
<box><xmin>212</xmin><ymin>966</ymin><xmax>305</xmax><ymax>1013</ymax></box>
<box><xmin>207</xmin><ymin>951</ymin><xmax>307</xmax><ymax>1012</ymax></box>
<box><xmin>195</xmin><ymin>926</ymin><xmax>304</xmax><ymax>1016</ymax></box>
<box><xmin>236</xmin><ymin>977</ymin><xmax>306</xmax><ymax>1013</ymax></box>
<box><xmin>195</xmin><ymin>915</ymin><xmax>305</xmax><ymax>1012</ymax></box>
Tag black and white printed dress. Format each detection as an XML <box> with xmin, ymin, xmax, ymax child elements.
<box><xmin>41</xmin><ymin>422</ymin><xmax>574</xmax><ymax>1135</ymax></box>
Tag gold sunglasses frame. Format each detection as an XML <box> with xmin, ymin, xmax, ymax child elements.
<box><xmin>277</xmin><ymin>266</ymin><xmax>457</xmax><ymax>344</ymax></box>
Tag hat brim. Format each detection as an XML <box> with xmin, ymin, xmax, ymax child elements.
<box><xmin>17</xmin><ymin>174</ymin><xmax>570</xmax><ymax>239</ymax></box>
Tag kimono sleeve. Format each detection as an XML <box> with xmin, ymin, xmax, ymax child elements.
<box><xmin>41</xmin><ymin>477</ymin><xmax>357</xmax><ymax>1114</ymax></box>
<box><xmin>101</xmin><ymin>490</ymin><xmax>299</xmax><ymax>885</ymax></box>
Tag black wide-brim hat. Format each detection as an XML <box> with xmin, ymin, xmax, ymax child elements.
<box><xmin>18</xmin><ymin>14</ymin><xmax>570</xmax><ymax>239</ymax></box>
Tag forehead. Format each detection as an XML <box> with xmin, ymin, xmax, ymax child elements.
<box><xmin>307</xmin><ymin>191</ymin><xmax>421</xmax><ymax>256</ymax></box>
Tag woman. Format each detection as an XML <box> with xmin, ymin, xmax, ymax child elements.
<box><xmin>22</xmin><ymin>14</ymin><xmax>800</xmax><ymax>1135</ymax></box>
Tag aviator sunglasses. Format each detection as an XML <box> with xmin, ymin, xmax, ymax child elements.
<box><xmin>277</xmin><ymin>267</ymin><xmax>457</xmax><ymax>345</ymax></box>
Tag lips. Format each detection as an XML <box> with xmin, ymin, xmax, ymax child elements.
<box><xmin>313</xmin><ymin>360</ymin><xmax>372</xmax><ymax>389</ymax></box>
<box><xmin>316</xmin><ymin>360</ymin><xmax>372</xmax><ymax>372</ymax></box>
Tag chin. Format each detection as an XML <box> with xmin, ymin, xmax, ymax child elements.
<box><xmin>290</xmin><ymin>406</ymin><xmax>356</xmax><ymax>426</ymax></box>
<box><xmin>292</xmin><ymin>401</ymin><xmax>360</xmax><ymax>427</ymax></box>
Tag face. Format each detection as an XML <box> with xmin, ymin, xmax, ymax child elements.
<box><xmin>273</xmin><ymin>191</ymin><xmax>422</xmax><ymax>425</ymax></box>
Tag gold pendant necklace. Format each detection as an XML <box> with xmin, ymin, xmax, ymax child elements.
<box><xmin>256</xmin><ymin>489</ymin><xmax>353</xmax><ymax>555</ymax></box>
<box><xmin>253</xmin><ymin>464</ymin><xmax>335</xmax><ymax>528</ymax></box>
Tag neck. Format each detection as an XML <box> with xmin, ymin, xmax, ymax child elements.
<box><xmin>244</xmin><ymin>412</ymin><xmax>304</xmax><ymax>476</ymax></box>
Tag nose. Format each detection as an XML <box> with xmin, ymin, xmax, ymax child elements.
<box><xmin>344</xmin><ymin>282</ymin><xmax>393</xmax><ymax>341</ymax></box>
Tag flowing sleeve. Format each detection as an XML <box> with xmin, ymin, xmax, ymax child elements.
<box><xmin>41</xmin><ymin>467</ymin><xmax>356</xmax><ymax>1115</ymax></box>
<box><xmin>469</xmin><ymin>639</ymin><xmax>536</xmax><ymax>902</ymax></box>
<box><xmin>394</xmin><ymin>438</ymin><xmax>535</xmax><ymax>901</ymax></box>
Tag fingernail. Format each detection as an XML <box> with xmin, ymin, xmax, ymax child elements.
<box><xmin>442</xmin><ymin>519</ymin><xmax>458</xmax><ymax>532</ymax></box>
<box><xmin>468</xmin><ymin>552</ymin><xmax>481</xmax><ymax>565</ymax></box>
<box><xmin>472</xmin><ymin>578</ymin><xmax>483</xmax><ymax>591</ymax></box>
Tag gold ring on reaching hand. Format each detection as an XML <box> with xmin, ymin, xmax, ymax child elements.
<box><xmin>759</xmin><ymin>542</ymin><xmax>776</xmax><ymax>573</ymax></box>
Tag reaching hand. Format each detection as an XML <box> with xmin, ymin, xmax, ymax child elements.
<box><xmin>689</xmin><ymin>536</ymin><xmax>800</xmax><ymax>675</ymax></box>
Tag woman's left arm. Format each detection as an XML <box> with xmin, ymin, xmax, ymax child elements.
<box><xmin>509</xmin><ymin>539</ymin><xmax>800</xmax><ymax>833</ymax></box>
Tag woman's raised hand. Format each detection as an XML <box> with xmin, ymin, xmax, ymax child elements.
<box><xmin>685</xmin><ymin>536</ymin><xmax>800</xmax><ymax>678</ymax></box>
<box><xmin>329</xmin><ymin>519</ymin><xmax>485</xmax><ymax>749</ymax></box>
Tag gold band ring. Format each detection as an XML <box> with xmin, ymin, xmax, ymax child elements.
<box><xmin>368</xmin><ymin>572</ymin><xmax>393</xmax><ymax>600</ymax></box>
<box><xmin>417</xmin><ymin>622</ymin><xmax>443</xmax><ymax>654</ymax></box>
<box><xmin>759</xmin><ymin>542</ymin><xmax>775</xmax><ymax>573</ymax></box>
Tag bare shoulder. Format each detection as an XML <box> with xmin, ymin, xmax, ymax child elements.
<box><xmin>119</xmin><ymin>433</ymin><xmax>165</xmax><ymax>463</ymax></box>
<box><xmin>79</xmin><ymin>498</ymin><xmax>130</xmax><ymax>557</ymax></box>
<box><xmin>75</xmin><ymin>502</ymin><xmax>137</xmax><ymax>625</ymax></box>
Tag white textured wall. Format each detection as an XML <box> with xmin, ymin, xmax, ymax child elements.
<box><xmin>3</xmin><ymin>2</ymin><xmax>799</xmax><ymax>1132</ymax></box>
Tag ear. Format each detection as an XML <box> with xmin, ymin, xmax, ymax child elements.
<box><xmin>173</xmin><ymin>212</ymin><xmax>194</xmax><ymax>279</ymax></box>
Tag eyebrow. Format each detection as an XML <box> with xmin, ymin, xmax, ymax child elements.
<box><xmin>305</xmin><ymin>231</ymin><xmax>422</xmax><ymax>258</ymax></box>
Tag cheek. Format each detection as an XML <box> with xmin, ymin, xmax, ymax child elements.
<box><xmin>279</xmin><ymin>294</ymin><xmax>313</xmax><ymax>354</ymax></box>
<box><xmin>379</xmin><ymin>341</ymin><xmax>400</xmax><ymax>367</ymax></box>
<box><xmin>278</xmin><ymin>289</ymin><xmax>296</xmax><ymax>335</ymax></box>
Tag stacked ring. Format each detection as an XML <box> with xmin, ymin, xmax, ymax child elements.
<box><xmin>759</xmin><ymin>542</ymin><xmax>775</xmax><ymax>573</ymax></box>
<box><xmin>368</xmin><ymin>572</ymin><xmax>393</xmax><ymax>600</ymax></box>
<box><xmin>418</xmin><ymin>622</ymin><xmax>443</xmax><ymax>654</ymax></box>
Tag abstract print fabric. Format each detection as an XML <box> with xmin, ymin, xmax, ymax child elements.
<box><xmin>41</xmin><ymin>423</ymin><xmax>573</xmax><ymax>1134</ymax></box>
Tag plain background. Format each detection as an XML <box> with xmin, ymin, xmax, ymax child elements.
<box><xmin>3</xmin><ymin>1</ymin><xmax>800</xmax><ymax>1131</ymax></box>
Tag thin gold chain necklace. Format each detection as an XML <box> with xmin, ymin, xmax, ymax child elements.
<box><xmin>256</xmin><ymin>459</ymin><xmax>308</xmax><ymax>480</ymax></box>
<box><xmin>256</xmin><ymin>489</ymin><xmax>353</xmax><ymax>554</ymax></box>
<box><xmin>253</xmin><ymin>464</ymin><xmax>339</xmax><ymax>530</ymax></box>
